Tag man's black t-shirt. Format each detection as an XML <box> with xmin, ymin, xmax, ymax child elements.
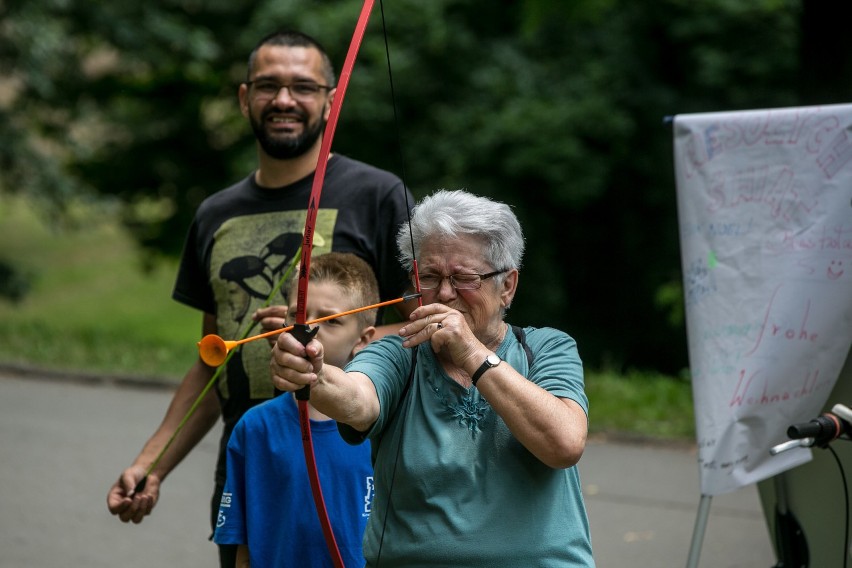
<box><xmin>173</xmin><ymin>154</ymin><xmax>412</xmax><ymax>500</ymax></box>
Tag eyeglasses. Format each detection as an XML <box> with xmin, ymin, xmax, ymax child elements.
<box><xmin>245</xmin><ymin>79</ymin><xmax>332</xmax><ymax>102</ymax></box>
<box><xmin>414</xmin><ymin>270</ymin><xmax>507</xmax><ymax>291</ymax></box>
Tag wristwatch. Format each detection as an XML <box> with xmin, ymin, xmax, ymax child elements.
<box><xmin>471</xmin><ymin>353</ymin><xmax>502</xmax><ymax>387</ymax></box>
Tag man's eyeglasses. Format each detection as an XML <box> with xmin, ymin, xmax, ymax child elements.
<box><xmin>414</xmin><ymin>270</ymin><xmax>507</xmax><ymax>291</ymax></box>
<box><xmin>245</xmin><ymin>79</ymin><xmax>332</xmax><ymax>102</ymax></box>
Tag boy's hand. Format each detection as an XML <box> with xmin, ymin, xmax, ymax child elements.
<box><xmin>253</xmin><ymin>305</ymin><xmax>290</xmax><ymax>346</ymax></box>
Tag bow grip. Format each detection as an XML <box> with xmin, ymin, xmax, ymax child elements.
<box><xmin>290</xmin><ymin>323</ymin><xmax>319</xmax><ymax>401</ymax></box>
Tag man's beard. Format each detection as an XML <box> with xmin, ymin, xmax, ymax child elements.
<box><xmin>250</xmin><ymin>108</ymin><xmax>326</xmax><ymax>160</ymax></box>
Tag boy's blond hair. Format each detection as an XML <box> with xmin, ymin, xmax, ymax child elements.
<box><xmin>292</xmin><ymin>252</ymin><xmax>380</xmax><ymax>329</ymax></box>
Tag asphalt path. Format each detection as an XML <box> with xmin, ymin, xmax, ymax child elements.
<box><xmin>0</xmin><ymin>370</ymin><xmax>776</xmax><ymax>567</ymax></box>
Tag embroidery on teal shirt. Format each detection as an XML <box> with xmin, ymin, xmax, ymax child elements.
<box><xmin>427</xmin><ymin>373</ymin><xmax>490</xmax><ymax>435</ymax></box>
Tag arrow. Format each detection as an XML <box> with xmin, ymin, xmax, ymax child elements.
<box><xmin>196</xmin><ymin>292</ymin><xmax>422</xmax><ymax>367</ymax></box>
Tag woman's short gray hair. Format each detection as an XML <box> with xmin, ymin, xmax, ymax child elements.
<box><xmin>397</xmin><ymin>190</ymin><xmax>525</xmax><ymax>274</ymax></box>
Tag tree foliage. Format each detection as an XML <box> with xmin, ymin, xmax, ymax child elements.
<box><xmin>2</xmin><ymin>0</ymin><xmax>849</xmax><ymax>374</ymax></box>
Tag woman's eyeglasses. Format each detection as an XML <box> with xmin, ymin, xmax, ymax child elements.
<box><xmin>414</xmin><ymin>270</ymin><xmax>507</xmax><ymax>290</ymax></box>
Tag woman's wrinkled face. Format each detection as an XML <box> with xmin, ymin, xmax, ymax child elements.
<box><xmin>416</xmin><ymin>236</ymin><xmax>516</xmax><ymax>340</ymax></box>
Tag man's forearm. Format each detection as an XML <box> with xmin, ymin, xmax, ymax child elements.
<box><xmin>134</xmin><ymin>360</ymin><xmax>221</xmax><ymax>480</ymax></box>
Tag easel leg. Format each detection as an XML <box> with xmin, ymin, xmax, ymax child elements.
<box><xmin>686</xmin><ymin>494</ymin><xmax>713</xmax><ymax>568</ymax></box>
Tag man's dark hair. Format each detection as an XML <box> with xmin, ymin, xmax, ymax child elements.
<box><xmin>247</xmin><ymin>30</ymin><xmax>336</xmax><ymax>86</ymax></box>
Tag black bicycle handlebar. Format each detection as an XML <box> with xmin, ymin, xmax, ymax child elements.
<box><xmin>787</xmin><ymin>413</ymin><xmax>849</xmax><ymax>446</ymax></box>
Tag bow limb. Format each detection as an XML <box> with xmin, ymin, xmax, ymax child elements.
<box><xmin>294</xmin><ymin>2</ymin><xmax>377</xmax><ymax>567</ymax></box>
<box><xmin>294</xmin><ymin>0</ymin><xmax>377</xmax><ymax>329</ymax></box>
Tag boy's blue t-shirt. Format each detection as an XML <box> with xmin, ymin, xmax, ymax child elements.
<box><xmin>214</xmin><ymin>394</ymin><xmax>373</xmax><ymax>567</ymax></box>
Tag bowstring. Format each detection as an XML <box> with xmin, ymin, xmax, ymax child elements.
<box><xmin>375</xmin><ymin>1</ymin><xmax>421</xmax><ymax>564</ymax></box>
<box><xmin>378</xmin><ymin>0</ymin><xmax>420</xmax><ymax>301</ymax></box>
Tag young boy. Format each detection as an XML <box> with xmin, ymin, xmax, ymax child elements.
<box><xmin>213</xmin><ymin>252</ymin><xmax>378</xmax><ymax>567</ymax></box>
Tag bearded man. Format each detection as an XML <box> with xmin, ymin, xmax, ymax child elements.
<box><xmin>106</xmin><ymin>29</ymin><xmax>415</xmax><ymax>568</ymax></box>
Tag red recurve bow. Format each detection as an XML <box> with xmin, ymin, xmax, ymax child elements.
<box><xmin>292</xmin><ymin>2</ymin><xmax>377</xmax><ymax>566</ymax></box>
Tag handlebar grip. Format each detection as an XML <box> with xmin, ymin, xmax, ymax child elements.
<box><xmin>787</xmin><ymin>420</ymin><xmax>825</xmax><ymax>439</ymax></box>
<box><xmin>787</xmin><ymin>414</ymin><xmax>842</xmax><ymax>442</ymax></box>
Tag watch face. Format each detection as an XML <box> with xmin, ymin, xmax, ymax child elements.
<box><xmin>486</xmin><ymin>353</ymin><xmax>501</xmax><ymax>366</ymax></box>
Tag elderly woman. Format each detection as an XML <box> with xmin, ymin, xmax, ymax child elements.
<box><xmin>271</xmin><ymin>190</ymin><xmax>595</xmax><ymax>567</ymax></box>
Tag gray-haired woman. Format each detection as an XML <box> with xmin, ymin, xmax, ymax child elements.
<box><xmin>271</xmin><ymin>190</ymin><xmax>595</xmax><ymax>567</ymax></box>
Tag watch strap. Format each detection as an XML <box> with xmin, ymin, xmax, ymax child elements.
<box><xmin>471</xmin><ymin>354</ymin><xmax>500</xmax><ymax>386</ymax></box>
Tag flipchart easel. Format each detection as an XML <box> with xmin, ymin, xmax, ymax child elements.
<box><xmin>669</xmin><ymin>103</ymin><xmax>852</xmax><ymax>567</ymax></box>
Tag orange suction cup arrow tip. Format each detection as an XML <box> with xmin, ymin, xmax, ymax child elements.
<box><xmin>195</xmin><ymin>295</ymin><xmax>418</xmax><ymax>367</ymax></box>
<box><xmin>197</xmin><ymin>334</ymin><xmax>237</xmax><ymax>367</ymax></box>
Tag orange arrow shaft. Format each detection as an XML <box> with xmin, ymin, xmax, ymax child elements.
<box><xmin>229</xmin><ymin>292</ymin><xmax>420</xmax><ymax>348</ymax></box>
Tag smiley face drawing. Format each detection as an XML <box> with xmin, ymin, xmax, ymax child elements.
<box><xmin>827</xmin><ymin>259</ymin><xmax>845</xmax><ymax>280</ymax></box>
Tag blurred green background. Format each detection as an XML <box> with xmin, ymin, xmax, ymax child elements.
<box><xmin>1</xmin><ymin>0</ymin><xmax>850</xmax><ymax>440</ymax></box>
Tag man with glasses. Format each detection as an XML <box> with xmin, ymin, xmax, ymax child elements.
<box><xmin>106</xmin><ymin>29</ymin><xmax>415</xmax><ymax>568</ymax></box>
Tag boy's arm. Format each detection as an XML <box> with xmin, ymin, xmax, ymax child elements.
<box><xmin>236</xmin><ymin>545</ymin><xmax>250</xmax><ymax>567</ymax></box>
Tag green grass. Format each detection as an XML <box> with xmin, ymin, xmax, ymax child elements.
<box><xmin>585</xmin><ymin>370</ymin><xmax>695</xmax><ymax>440</ymax></box>
<box><xmin>0</xmin><ymin>194</ymin><xmax>199</xmax><ymax>379</ymax></box>
<box><xmin>0</xmin><ymin>193</ymin><xmax>696</xmax><ymax>441</ymax></box>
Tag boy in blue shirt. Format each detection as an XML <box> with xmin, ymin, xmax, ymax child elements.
<box><xmin>214</xmin><ymin>252</ymin><xmax>377</xmax><ymax>567</ymax></box>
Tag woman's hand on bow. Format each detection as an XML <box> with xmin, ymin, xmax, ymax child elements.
<box><xmin>270</xmin><ymin>331</ymin><xmax>323</xmax><ymax>393</ymax></box>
